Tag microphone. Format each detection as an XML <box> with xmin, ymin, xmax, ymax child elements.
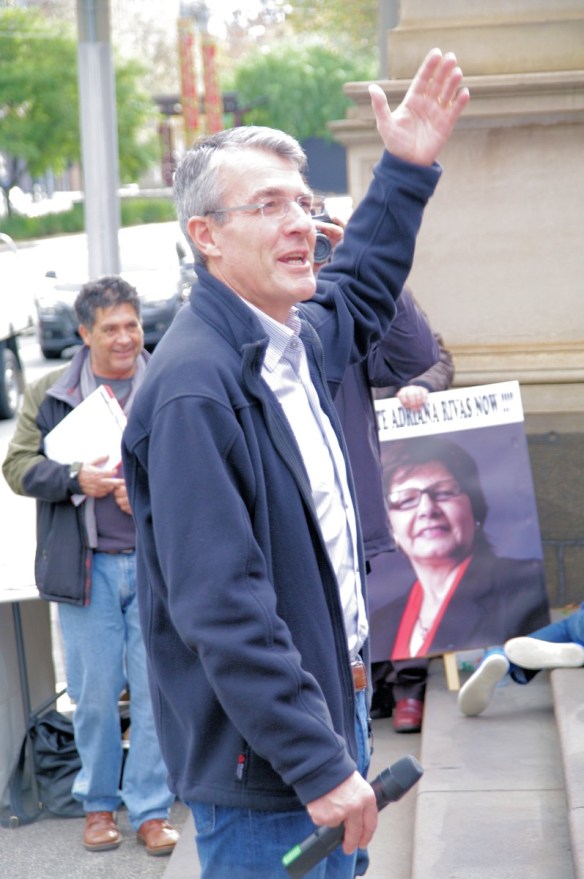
<box><xmin>282</xmin><ymin>755</ymin><xmax>423</xmax><ymax>879</ymax></box>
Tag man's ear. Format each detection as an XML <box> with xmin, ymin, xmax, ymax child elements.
<box><xmin>78</xmin><ymin>324</ymin><xmax>91</xmax><ymax>346</ymax></box>
<box><xmin>187</xmin><ymin>216</ymin><xmax>222</xmax><ymax>260</ymax></box>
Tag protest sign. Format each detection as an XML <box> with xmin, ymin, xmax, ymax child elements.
<box><xmin>368</xmin><ymin>381</ymin><xmax>550</xmax><ymax>661</ymax></box>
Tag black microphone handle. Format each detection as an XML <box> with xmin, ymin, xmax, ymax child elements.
<box><xmin>284</xmin><ymin>823</ymin><xmax>345</xmax><ymax>879</ymax></box>
<box><xmin>282</xmin><ymin>755</ymin><xmax>423</xmax><ymax>879</ymax></box>
<box><xmin>371</xmin><ymin>755</ymin><xmax>424</xmax><ymax>813</ymax></box>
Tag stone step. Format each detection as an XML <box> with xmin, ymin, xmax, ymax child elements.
<box><xmin>164</xmin><ymin>659</ymin><xmax>584</xmax><ymax>879</ymax></box>
<box><xmin>412</xmin><ymin>660</ymin><xmax>574</xmax><ymax>879</ymax></box>
<box><xmin>550</xmin><ymin>668</ymin><xmax>584</xmax><ymax>879</ymax></box>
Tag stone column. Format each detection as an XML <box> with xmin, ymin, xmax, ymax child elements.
<box><xmin>331</xmin><ymin>1</ymin><xmax>584</xmax><ymax>603</ymax></box>
<box><xmin>385</xmin><ymin>0</ymin><xmax>584</xmax><ymax>78</ymax></box>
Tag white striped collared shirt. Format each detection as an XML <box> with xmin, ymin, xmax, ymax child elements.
<box><xmin>244</xmin><ymin>300</ymin><xmax>368</xmax><ymax>659</ymax></box>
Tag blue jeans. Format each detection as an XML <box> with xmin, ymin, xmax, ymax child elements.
<box><xmin>530</xmin><ymin>602</ymin><xmax>584</xmax><ymax>646</ymax></box>
<box><xmin>189</xmin><ymin>688</ymin><xmax>371</xmax><ymax>879</ymax></box>
<box><xmin>510</xmin><ymin>602</ymin><xmax>584</xmax><ymax>685</ymax></box>
<box><xmin>58</xmin><ymin>551</ymin><xmax>174</xmax><ymax>829</ymax></box>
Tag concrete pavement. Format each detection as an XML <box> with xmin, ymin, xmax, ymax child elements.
<box><xmin>2</xmin><ymin>656</ymin><xmax>582</xmax><ymax>879</ymax></box>
<box><xmin>0</xmin><ymin>715</ymin><xmax>420</xmax><ymax>879</ymax></box>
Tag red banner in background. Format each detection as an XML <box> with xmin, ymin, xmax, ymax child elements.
<box><xmin>201</xmin><ymin>34</ymin><xmax>223</xmax><ymax>134</ymax></box>
<box><xmin>158</xmin><ymin>120</ymin><xmax>174</xmax><ymax>187</ymax></box>
<box><xmin>178</xmin><ymin>17</ymin><xmax>199</xmax><ymax>145</ymax></box>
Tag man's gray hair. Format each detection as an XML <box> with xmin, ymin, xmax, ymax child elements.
<box><xmin>173</xmin><ymin>126</ymin><xmax>308</xmax><ymax>266</ymax></box>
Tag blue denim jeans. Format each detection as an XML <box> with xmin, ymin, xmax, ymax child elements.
<box><xmin>189</xmin><ymin>688</ymin><xmax>371</xmax><ymax>879</ymax></box>
<box><xmin>58</xmin><ymin>550</ymin><xmax>174</xmax><ymax>829</ymax></box>
<box><xmin>510</xmin><ymin>602</ymin><xmax>584</xmax><ymax>685</ymax></box>
<box><xmin>530</xmin><ymin>602</ymin><xmax>584</xmax><ymax>646</ymax></box>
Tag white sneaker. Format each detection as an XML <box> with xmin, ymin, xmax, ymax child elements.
<box><xmin>504</xmin><ymin>637</ymin><xmax>584</xmax><ymax>670</ymax></box>
<box><xmin>457</xmin><ymin>650</ymin><xmax>509</xmax><ymax>716</ymax></box>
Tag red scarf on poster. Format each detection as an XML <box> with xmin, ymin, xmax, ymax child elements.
<box><xmin>391</xmin><ymin>556</ymin><xmax>472</xmax><ymax>659</ymax></box>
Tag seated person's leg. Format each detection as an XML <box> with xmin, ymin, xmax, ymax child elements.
<box><xmin>505</xmin><ymin>636</ymin><xmax>584</xmax><ymax>670</ymax></box>
<box><xmin>457</xmin><ymin>647</ymin><xmax>510</xmax><ymax>717</ymax></box>
<box><xmin>565</xmin><ymin>603</ymin><xmax>584</xmax><ymax>646</ymax></box>
<box><xmin>459</xmin><ymin>606</ymin><xmax>584</xmax><ymax>717</ymax></box>
<box><xmin>505</xmin><ymin>603</ymin><xmax>584</xmax><ymax>670</ymax></box>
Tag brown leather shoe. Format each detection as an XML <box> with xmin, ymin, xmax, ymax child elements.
<box><xmin>392</xmin><ymin>697</ymin><xmax>424</xmax><ymax>733</ymax></box>
<box><xmin>136</xmin><ymin>818</ymin><xmax>179</xmax><ymax>856</ymax></box>
<box><xmin>83</xmin><ymin>811</ymin><xmax>122</xmax><ymax>852</ymax></box>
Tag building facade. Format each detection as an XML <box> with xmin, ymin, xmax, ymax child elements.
<box><xmin>332</xmin><ymin>1</ymin><xmax>584</xmax><ymax>606</ymax></box>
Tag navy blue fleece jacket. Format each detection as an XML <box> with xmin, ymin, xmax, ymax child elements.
<box><xmin>122</xmin><ymin>152</ymin><xmax>440</xmax><ymax>811</ymax></box>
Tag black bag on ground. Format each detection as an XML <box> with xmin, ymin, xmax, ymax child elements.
<box><xmin>1</xmin><ymin>709</ymin><xmax>84</xmax><ymax>827</ymax></box>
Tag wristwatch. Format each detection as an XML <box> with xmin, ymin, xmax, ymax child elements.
<box><xmin>67</xmin><ymin>462</ymin><xmax>82</xmax><ymax>496</ymax></box>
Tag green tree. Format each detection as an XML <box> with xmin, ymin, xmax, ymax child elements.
<box><xmin>0</xmin><ymin>9</ymin><xmax>79</xmax><ymax>213</ymax></box>
<box><xmin>282</xmin><ymin>0</ymin><xmax>378</xmax><ymax>55</ymax></box>
<box><xmin>115</xmin><ymin>59</ymin><xmax>159</xmax><ymax>184</ymax></box>
<box><xmin>0</xmin><ymin>7</ymin><xmax>158</xmax><ymax>214</ymax></box>
<box><xmin>226</xmin><ymin>40</ymin><xmax>375</xmax><ymax>142</ymax></box>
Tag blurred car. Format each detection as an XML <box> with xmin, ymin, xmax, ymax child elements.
<box><xmin>0</xmin><ymin>232</ymin><xmax>36</xmax><ymax>418</ymax></box>
<box><xmin>35</xmin><ymin>266</ymin><xmax>192</xmax><ymax>359</ymax></box>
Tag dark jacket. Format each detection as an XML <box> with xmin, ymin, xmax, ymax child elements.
<box><xmin>122</xmin><ymin>152</ymin><xmax>441</xmax><ymax>813</ymax></box>
<box><xmin>2</xmin><ymin>346</ymin><xmax>150</xmax><ymax>605</ymax></box>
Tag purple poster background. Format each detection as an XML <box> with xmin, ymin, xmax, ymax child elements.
<box><xmin>369</xmin><ymin>382</ymin><xmax>550</xmax><ymax>661</ymax></box>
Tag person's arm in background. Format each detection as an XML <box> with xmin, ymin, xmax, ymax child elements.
<box><xmin>366</xmin><ymin>283</ymin><xmax>455</xmax><ymax>409</ymax></box>
<box><xmin>371</xmin><ymin>324</ymin><xmax>454</xmax><ymax>413</ymax></box>
<box><xmin>394</xmin><ymin>332</ymin><xmax>454</xmax><ymax>408</ymax></box>
<box><xmin>364</xmin><ymin>288</ymin><xmax>440</xmax><ymax>390</ymax></box>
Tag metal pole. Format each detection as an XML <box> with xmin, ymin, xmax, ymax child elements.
<box><xmin>378</xmin><ymin>0</ymin><xmax>400</xmax><ymax>79</ymax></box>
<box><xmin>76</xmin><ymin>0</ymin><xmax>120</xmax><ymax>279</ymax></box>
<box><xmin>12</xmin><ymin>603</ymin><xmax>40</xmax><ymax>813</ymax></box>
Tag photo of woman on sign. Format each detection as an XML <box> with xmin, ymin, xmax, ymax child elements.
<box><xmin>377</xmin><ymin>434</ymin><xmax>550</xmax><ymax>659</ymax></box>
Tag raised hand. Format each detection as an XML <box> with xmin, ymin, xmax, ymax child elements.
<box><xmin>368</xmin><ymin>48</ymin><xmax>470</xmax><ymax>167</ymax></box>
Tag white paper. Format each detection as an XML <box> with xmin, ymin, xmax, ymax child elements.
<box><xmin>44</xmin><ymin>385</ymin><xmax>127</xmax><ymax>470</ymax></box>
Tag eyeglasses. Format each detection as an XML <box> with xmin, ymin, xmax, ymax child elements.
<box><xmin>387</xmin><ymin>479</ymin><xmax>463</xmax><ymax>512</ymax></box>
<box><xmin>206</xmin><ymin>194</ymin><xmax>326</xmax><ymax>220</ymax></box>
